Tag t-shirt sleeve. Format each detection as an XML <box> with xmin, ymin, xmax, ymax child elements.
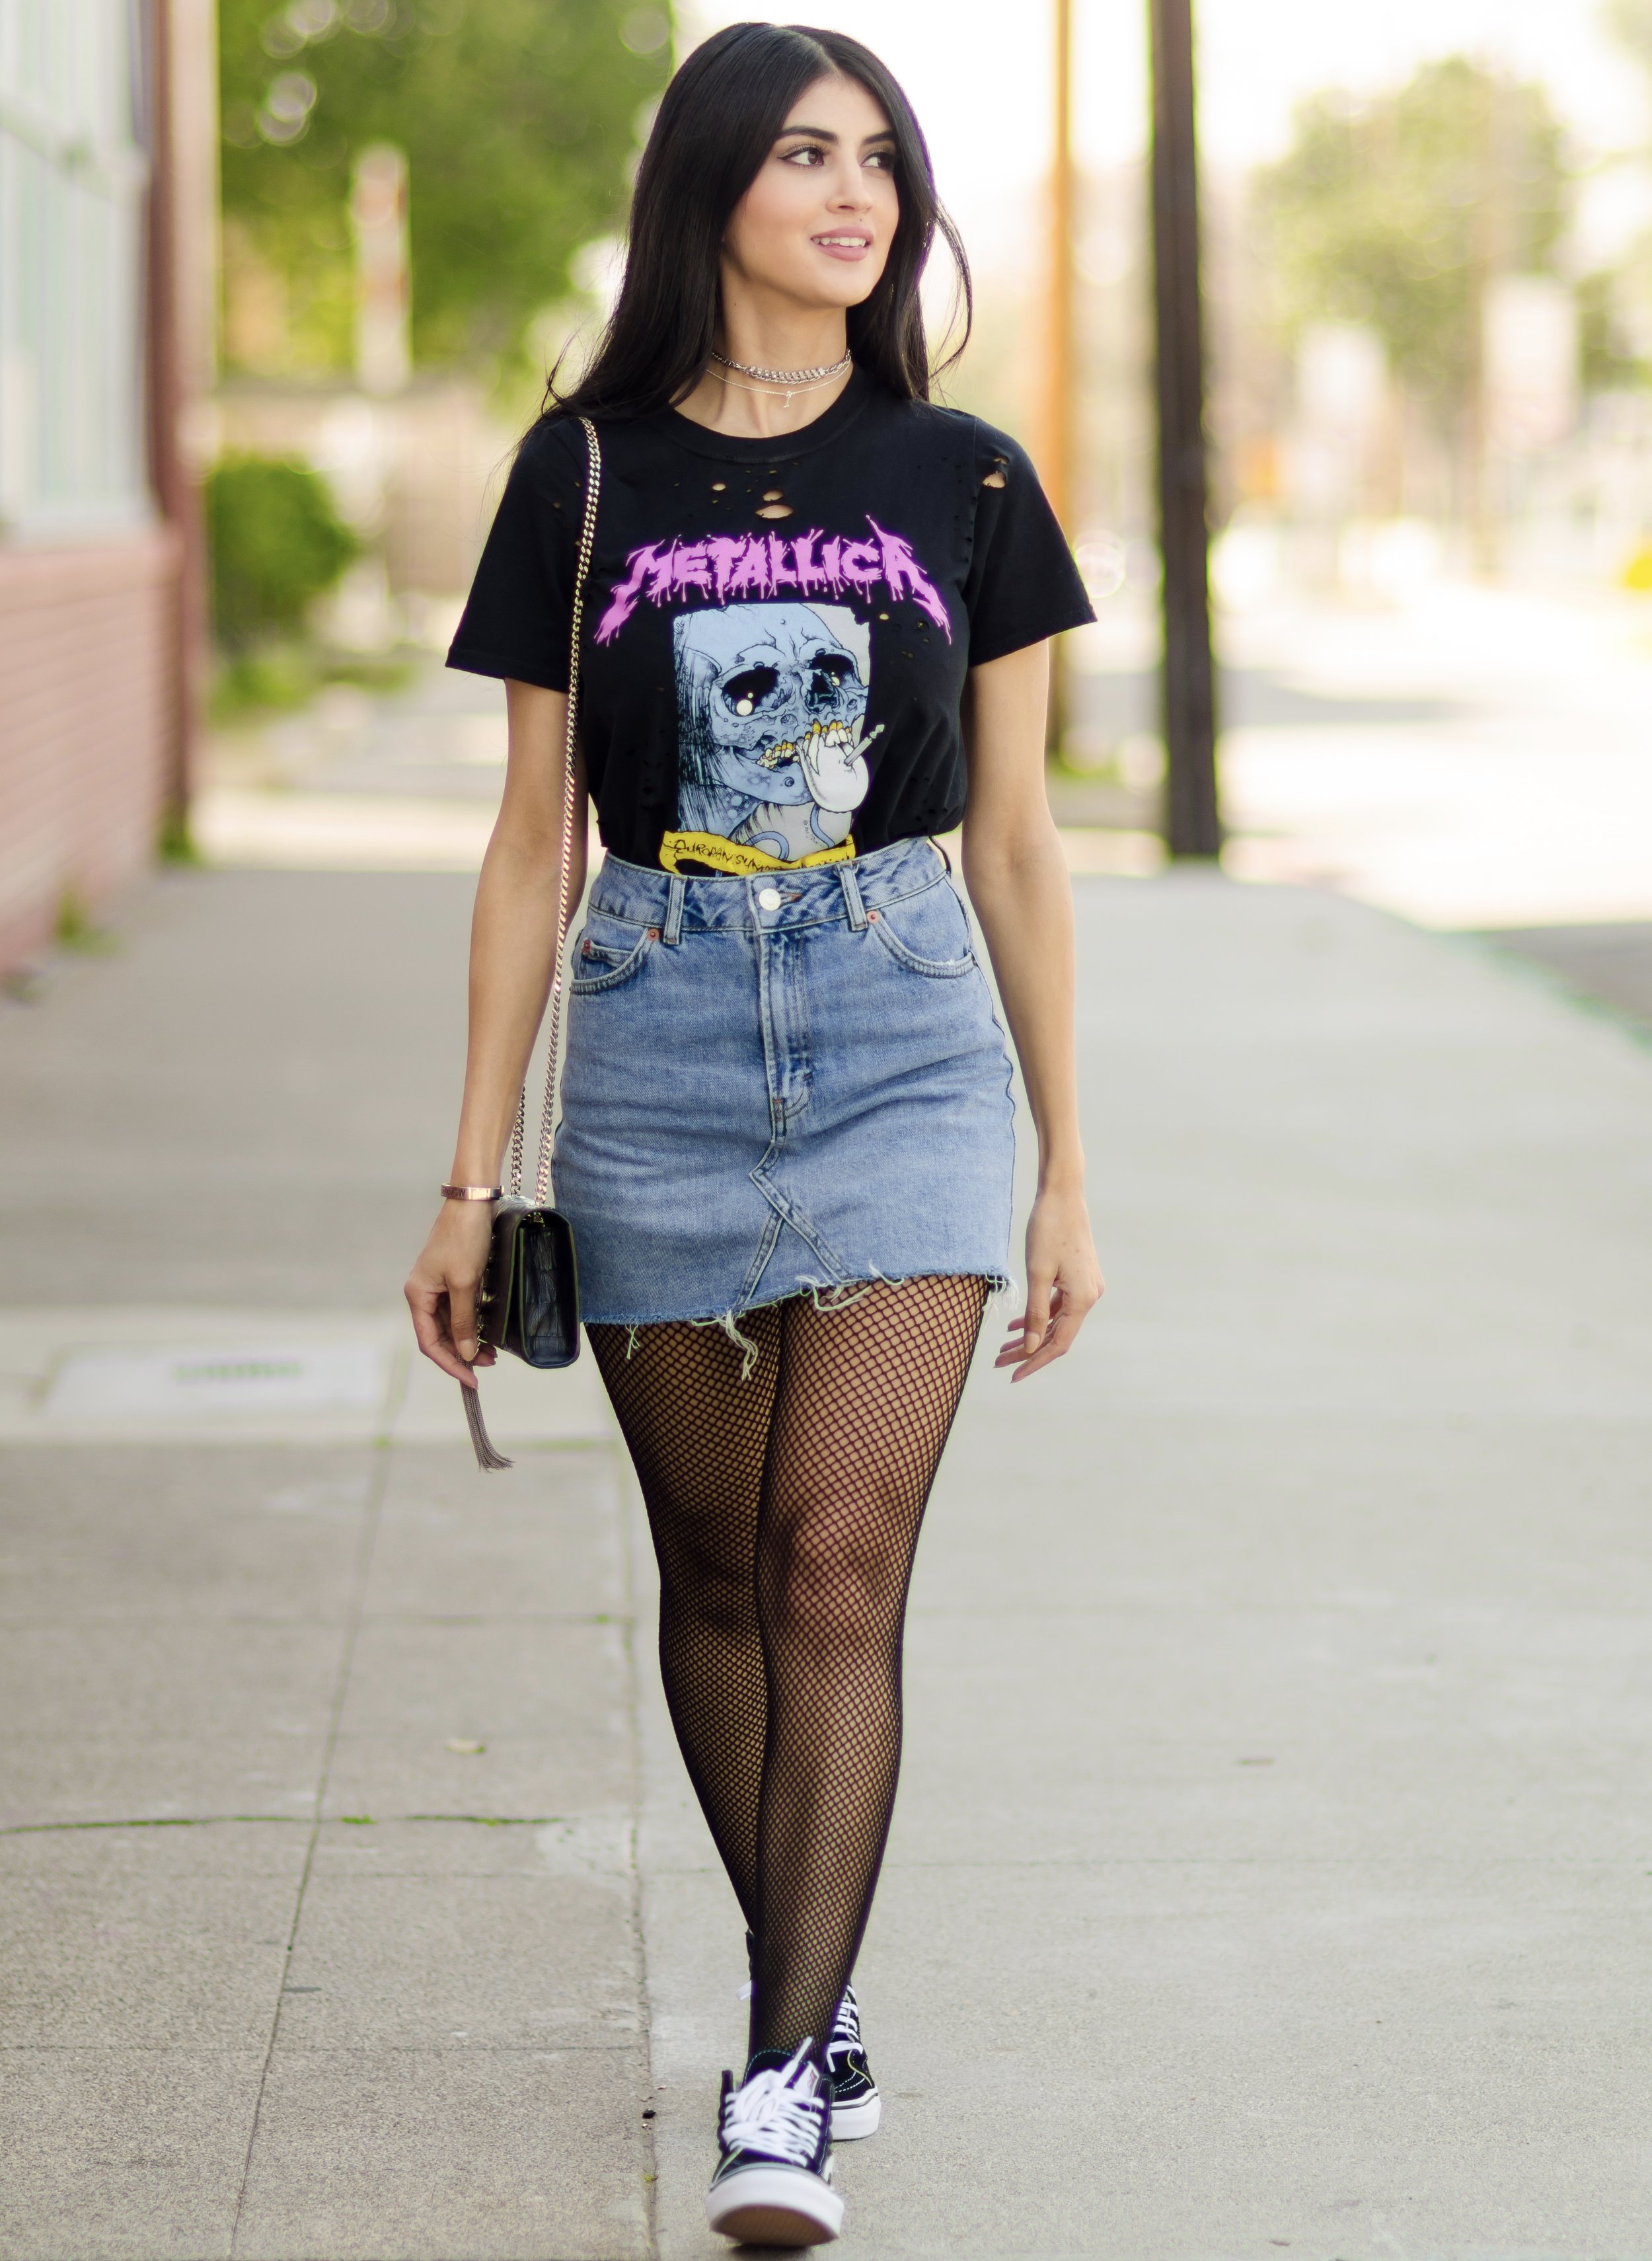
<box><xmin>446</xmin><ymin>418</ymin><xmax>582</xmax><ymax>693</ymax></box>
<box><xmin>961</xmin><ymin>422</ymin><xmax>1095</xmax><ymax>666</ymax></box>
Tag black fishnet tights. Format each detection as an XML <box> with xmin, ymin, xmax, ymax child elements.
<box><xmin>590</xmin><ymin>1276</ymin><xmax>987</xmax><ymax>2071</ymax></box>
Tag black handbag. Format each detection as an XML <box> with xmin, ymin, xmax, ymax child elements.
<box><xmin>463</xmin><ymin>415</ymin><xmax>601</xmax><ymax>1472</ymax></box>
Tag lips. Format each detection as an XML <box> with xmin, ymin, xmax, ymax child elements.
<box><xmin>812</xmin><ymin>233</ymin><xmax>872</xmax><ymax>259</ymax></box>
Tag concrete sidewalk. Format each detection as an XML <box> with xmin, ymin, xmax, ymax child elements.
<box><xmin>3</xmin><ymin>864</ymin><xmax>1650</xmax><ymax>2260</ymax></box>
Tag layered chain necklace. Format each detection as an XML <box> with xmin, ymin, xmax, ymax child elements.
<box><xmin>709</xmin><ymin>346</ymin><xmax>852</xmax><ymax>412</ymax></box>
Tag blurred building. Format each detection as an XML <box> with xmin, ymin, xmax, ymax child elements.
<box><xmin>0</xmin><ymin>0</ymin><xmax>215</xmax><ymax>974</ymax></box>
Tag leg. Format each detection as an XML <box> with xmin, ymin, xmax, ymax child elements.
<box><xmin>589</xmin><ymin>1310</ymin><xmax>783</xmax><ymax>1925</ymax></box>
<box><xmin>747</xmin><ymin>1276</ymin><xmax>989</xmax><ymax>2067</ymax></box>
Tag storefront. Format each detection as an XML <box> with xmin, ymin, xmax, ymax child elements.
<box><xmin>0</xmin><ymin>0</ymin><xmax>214</xmax><ymax>973</ymax></box>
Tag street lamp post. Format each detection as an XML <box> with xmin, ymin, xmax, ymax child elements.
<box><xmin>1147</xmin><ymin>0</ymin><xmax>1221</xmax><ymax>857</ymax></box>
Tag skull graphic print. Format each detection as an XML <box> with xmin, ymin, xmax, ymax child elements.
<box><xmin>665</xmin><ymin>602</ymin><xmax>883</xmax><ymax>872</ymax></box>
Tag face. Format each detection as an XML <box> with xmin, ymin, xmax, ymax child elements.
<box><xmin>677</xmin><ymin>605</ymin><xmax>870</xmax><ymax>802</ymax></box>
<box><xmin>721</xmin><ymin>72</ymin><xmax>899</xmax><ymax>313</ymax></box>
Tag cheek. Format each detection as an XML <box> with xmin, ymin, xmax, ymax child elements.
<box><xmin>726</xmin><ymin>169</ymin><xmax>816</xmax><ymax>264</ymax></box>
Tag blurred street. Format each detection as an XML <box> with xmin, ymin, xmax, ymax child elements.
<box><xmin>3</xmin><ymin>840</ymin><xmax>1651</xmax><ymax>2258</ymax></box>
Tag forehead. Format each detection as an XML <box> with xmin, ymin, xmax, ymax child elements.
<box><xmin>679</xmin><ymin>605</ymin><xmax>849</xmax><ymax>667</ymax></box>
<box><xmin>779</xmin><ymin>70</ymin><xmax>893</xmax><ymax>142</ymax></box>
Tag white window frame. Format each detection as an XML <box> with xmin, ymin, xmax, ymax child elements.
<box><xmin>0</xmin><ymin>0</ymin><xmax>153</xmax><ymax>541</ymax></box>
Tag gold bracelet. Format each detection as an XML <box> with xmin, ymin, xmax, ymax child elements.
<box><xmin>441</xmin><ymin>1183</ymin><xmax>501</xmax><ymax>1202</ymax></box>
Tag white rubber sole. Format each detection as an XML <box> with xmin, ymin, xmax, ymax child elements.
<box><xmin>705</xmin><ymin>2162</ymin><xmax>844</xmax><ymax>2246</ymax></box>
<box><xmin>829</xmin><ymin>2088</ymin><xmax>882</xmax><ymax>2140</ymax></box>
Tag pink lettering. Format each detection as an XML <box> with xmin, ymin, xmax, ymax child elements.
<box><xmin>596</xmin><ymin>517</ymin><xmax>952</xmax><ymax>641</ymax></box>
<box><xmin>595</xmin><ymin>543</ymin><xmax>667</xmax><ymax>642</ymax></box>
<box><xmin>706</xmin><ymin>536</ymin><xmax>744</xmax><ymax>601</ymax></box>
<box><xmin>839</xmin><ymin>539</ymin><xmax>880</xmax><ymax>593</ymax></box>
<box><xmin>644</xmin><ymin>547</ymin><xmax>676</xmax><ymax>605</ymax></box>
<box><xmin>792</xmin><ymin>531</ymin><xmax>827</xmax><ymax>594</ymax></box>
<box><xmin>729</xmin><ymin>537</ymin><xmax>769</xmax><ymax>598</ymax></box>
<box><xmin>868</xmin><ymin>518</ymin><xmax>952</xmax><ymax>638</ymax></box>
<box><xmin>673</xmin><ymin>542</ymin><xmax>712</xmax><ymax>597</ymax></box>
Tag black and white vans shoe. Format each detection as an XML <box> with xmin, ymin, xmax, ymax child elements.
<box><xmin>825</xmin><ymin>1982</ymin><xmax>882</xmax><ymax>2140</ymax></box>
<box><xmin>704</xmin><ymin>2041</ymin><xmax>844</xmax><ymax>2248</ymax></box>
<box><xmin>742</xmin><ymin>1933</ymin><xmax>882</xmax><ymax>2144</ymax></box>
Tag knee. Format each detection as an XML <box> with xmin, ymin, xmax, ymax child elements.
<box><xmin>763</xmin><ymin>1500</ymin><xmax>906</xmax><ymax>1656</ymax></box>
<box><xmin>659</xmin><ymin>1551</ymin><xmax>755</xmax><ymax>1645</ymax></box>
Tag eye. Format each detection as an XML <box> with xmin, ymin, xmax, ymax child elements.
<box><xmin>807</xmin><ymin>652</ymin><xmax>855</xmax><ymax>700</ymax></box>
<box><xmin>780</xmin><ymin>141</ymin><xmax>826</xmax><ymax>167</ymax></box>
<box><xmin>724</xmin><ymin>666</ymin><xmax>779</xmax><ymax>716</ymax></box>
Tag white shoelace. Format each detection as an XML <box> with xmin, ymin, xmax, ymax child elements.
<box><xmin>722</xmin><ymin>2042</ymin><xmax>823</xmax><ymax>2167</ymax></box>
<box><xmin>826</xmin><ymin>1983</ymin><xmax>862</xmax><ymax>2071</ymax></box>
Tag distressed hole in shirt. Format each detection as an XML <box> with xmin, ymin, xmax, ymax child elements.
<box><xmin>710</xmin><ymin>480</ymin><xmax>727</xmax><ymax>492</ymax></box>
<box><xmin>982</xmin><ymin>459</ymin><xmax>1008</xmax><ymax>489</ymax></box>
<box><xmin>755</xmin><ymin>502</ymin><xmax>794</xmax><ymax>519</ymax></box>
<box><xmin>762</xmin><ymin>489</ymin><xmax>784</xmax><ymax>501</ymax></box>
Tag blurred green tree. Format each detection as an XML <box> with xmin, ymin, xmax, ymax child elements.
<box><xmin>1254</xmin><ymin>56</ymin><xmax>1568</xmax><ymax>428</ymax></box>
<box><xmin>1588</xmin><ymin>0</ymin><xmax>1652</xmax><ymax>387</ymax></box>
<box><xmin>219</xmin><ymin>0</ymin><xmax>671</xmax><ymax>377</ymax></box>
<box><xmin>1603</xmin><ymin>0</ymin><xmax>1652</xmax><ymax>74</ymax></box>
<box><xmin>206</xmin><ymin>455</ymin><xmax>361</xmax><ymax>644</ymax></box>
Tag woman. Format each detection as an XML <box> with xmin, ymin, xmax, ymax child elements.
<box><xmin>406</xmin><ymin>21</ymin><xmax>1103</xmax><ymax>2247</ymax></box>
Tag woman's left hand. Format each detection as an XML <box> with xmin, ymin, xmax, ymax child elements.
<box><xmin>995</xmin><ymin>1182</ymin><xmax>1104</xmax><ymax>1382</ymax></box>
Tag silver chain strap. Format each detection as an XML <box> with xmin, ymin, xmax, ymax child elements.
<box><xmin>507</xmin><ymin>415</ymin><xmax>602</xmax><ymax>1207</ymax></box>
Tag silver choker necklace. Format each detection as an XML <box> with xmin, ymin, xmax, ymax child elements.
<box><xmin>711</xmin><ymin>347</ymin><xmax>852</xmax><ymax>386</ymax></box>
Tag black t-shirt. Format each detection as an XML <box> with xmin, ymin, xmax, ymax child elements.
<box><xmin>447</xmin><ymin>366</ymin><xmax>1094</xmax><ymax>874</ymax></box>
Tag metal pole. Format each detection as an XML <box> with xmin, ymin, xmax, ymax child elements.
<box><xmin>143</xmin><ymin>0</ymin><xmax>214</xmax><ymax>855</ymax></box>
<box><xmin>1042</xmin><ymin>0</ymin><xmax>1075</xmax><ymax>754</ymax></box>
<box><xmin>1147</xmin><ymin>0</ymin><xmax>1220</xmax><ymax>855</ymax></box>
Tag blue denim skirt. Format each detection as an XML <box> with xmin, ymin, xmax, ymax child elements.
<box><xmin>554</xmin><ymin>837</ymin><xmax>1016</xmax><ymax>1327</ymax></box>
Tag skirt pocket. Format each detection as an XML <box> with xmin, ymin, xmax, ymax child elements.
<box><xmin>570</xmin><ymin>914</ymin><xmax>657</xmax><ymax>994</ymax></box>
<box><xmin>868</xmin><ymin>880</ymin><xmax>977</xmax><ymax>977</ymax></box>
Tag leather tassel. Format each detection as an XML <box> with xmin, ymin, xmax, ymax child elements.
<box><xmin>462</xmin><ymin>1381</ymin><xmax>513</xmax><ymax>1472</ymax></box>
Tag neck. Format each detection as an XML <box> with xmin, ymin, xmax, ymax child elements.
<box><xmin>673</xmin><ymin>281</ymin><xmax>852</xmax><ymax>440</ymax></box>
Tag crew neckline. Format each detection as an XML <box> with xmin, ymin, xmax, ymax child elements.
<box><xmin>657</xmin><ymin>363</ymin><xmax>876</xmax><ymax>462</ymax></box>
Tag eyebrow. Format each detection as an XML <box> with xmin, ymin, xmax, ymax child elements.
<box><xmin>775</xmin><ymin>123</ymin><xmax>897</xmax><ymax>145</ymax></box>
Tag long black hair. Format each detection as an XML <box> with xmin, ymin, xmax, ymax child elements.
<box><xmin>547</xmin><ymin>21</ymin><xmax>971</xmax><ymax>420</ymax></box>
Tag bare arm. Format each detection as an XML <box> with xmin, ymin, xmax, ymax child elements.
<box><xmin>404</xmin><ymin>678</ymin><xmax>588</xmax><ymax>1385</ymax></box>
<box><xmin>961</xmin><ymin>640</ymin><xmax>1104</xmax><ymax>1380</ymax></box>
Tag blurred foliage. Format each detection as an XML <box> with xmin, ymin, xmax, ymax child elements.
<box><xmin>219</xmin><ymin>0</ymin><xmax>669</xmax><ymax>377</ymax></box>
<box><xmin>1255</xmin><ymin>57</ymin><xmax>1568</xmax><ymax>422</ymax></box>
<box><xmin>206</xmin><ymin>453</ymin><xmax>361</xmax><ymax>645</ymax></box>
<box><xmin>1604</xmin><ymin>0</ymin><xmax>1652</xmax><ymax>75</ymax></box>
<box><xmin>1578</xmin><ymin>268</ymin><xmax>1649</xmax><ymax>393</ymax></box>
<box><xmin>1593</xmin><ymin>0</ymin><xmax>1652</xmax><ymax>387</ymax></box>
<box><xmin>209</xmin><ymin>641</ymin><xmax>414</xmax><ymax>723</ymax></box>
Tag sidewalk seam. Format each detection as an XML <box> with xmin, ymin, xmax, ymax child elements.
<box><xmin>226</xmin><ymin>1435</ymin><xmax>392</xmax><ymax>2258</ymax></box>
<box><xmin>617</xmin><ymin>1441</ymin><xmax>662</xmax><ymax>2261</ymax></box>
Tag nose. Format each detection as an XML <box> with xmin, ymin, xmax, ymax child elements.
<box><xmin>829</xmin><ymin>157</ymin><xmax>872</xmax><ymax>211</ymax></box>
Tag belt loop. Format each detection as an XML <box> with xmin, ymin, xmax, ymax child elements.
<box><xmin>931</xmin><ymin>835</ymin><xmax>953</xmax><ymax>875</ymax></box>
<box><xmin>663</xmin><ymin>873</ymin><xmax>686</xmax><ymax>945</ymax></box>
<box><xmin>838</xmin><ymin>861</ymin><xmax>868</xmax><ymax>931</ymax></box>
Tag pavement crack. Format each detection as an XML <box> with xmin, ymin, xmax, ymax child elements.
<box><xmin>228</xmin><ymin>1438</ymin><xmax>391</xmax><ymax>2258</ymax></box>
<box><xmin>615</xmin><ymin>1445</ymin><xmax>661</xmax><ymax>2261</ymax></box>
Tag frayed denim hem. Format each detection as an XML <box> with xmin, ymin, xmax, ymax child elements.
<box><xmin>589</xmin><ymin>1268</ymin><xmax>1011</xmax><ymax>1381</ymax></box>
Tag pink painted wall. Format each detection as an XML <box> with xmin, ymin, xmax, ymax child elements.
<box><xmin>0</xmin><ymin>529</ymin><xmax>181</xmax><ymax>974</ymax></box>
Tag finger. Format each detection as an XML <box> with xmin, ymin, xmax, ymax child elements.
<box><xmin>995</xmin><ymin>1289</ymin><xmax>1062</xmax><ymax>1367</ymax></box>
<box><xmin>1020</xmin><ymin>1276</ymin><xmax>1054</xmax><ymax>1355</ymax></box>
<box><xmin>406</xmin><ymin>1280</ymin><xmax>476</xmax><ymax>1387</ymax></box>
<box><xmin>1009</xmin><ymin>1307</ymin><xmax>1082</xmax><ymax>1382</ymax></box>
<box><xmin>449</xmin><ymin>1276</ymin><xmax>482</xmax><ymax>1365</ymax></box>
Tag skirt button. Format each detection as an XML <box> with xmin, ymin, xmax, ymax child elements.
<box><xmin>757</xmin><ymin>886</ymin><xmax>782</xmax><ymax>910</ymax></box>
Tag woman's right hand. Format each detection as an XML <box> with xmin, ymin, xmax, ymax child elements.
<box><xmin>405</xmin><ymin>1202</ymin><xmax>498</xmax><ymax>1387</ymax></box>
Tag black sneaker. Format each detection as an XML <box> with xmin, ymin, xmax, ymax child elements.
<box><xmin>704</xmin><ymin>2041</ymin><xmax>844</xmax><ymax>2247</ymax></box>
<box><xmin>825</xmin><ymin>1981</ymin><xmax>882</xmax><ymax>2139</ymax></box>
